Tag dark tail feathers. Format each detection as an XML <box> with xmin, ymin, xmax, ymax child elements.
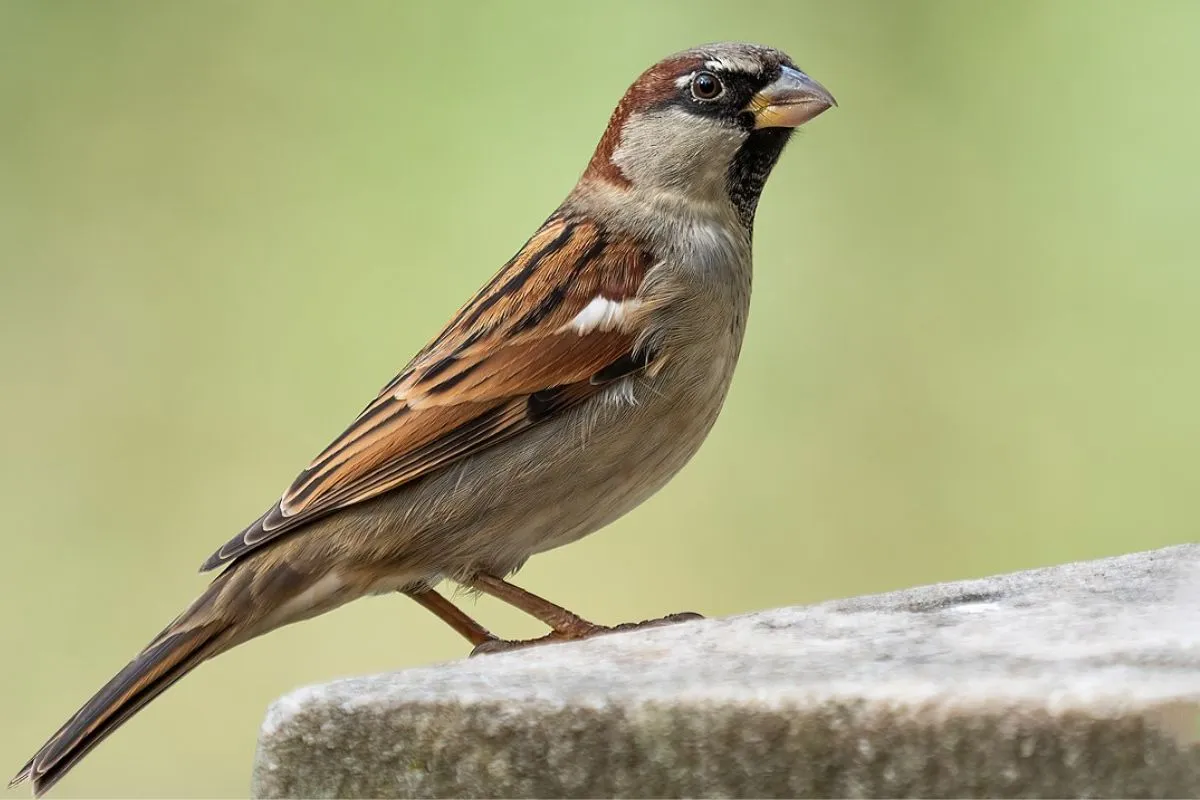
<box><xmin>10</xmin><ymin>618</ymin><xmax>228</xmax><ymax>796</ymax></box>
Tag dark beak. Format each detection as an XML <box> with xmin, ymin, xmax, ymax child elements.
<box><xmin>746</xmin><ymin>66</ymin><xmax>837</xmax><ymax>129</ymax></box>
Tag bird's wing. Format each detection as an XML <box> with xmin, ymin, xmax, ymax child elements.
<box><xmin>201</xmin><ymin>214</ymin><xmax>657</xmax><ymax>571</ymax></box>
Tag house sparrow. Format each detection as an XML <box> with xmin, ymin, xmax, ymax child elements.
<box><xmin>12</xmin><ymin>41</ymin><xmax>834</xmax><ymax>795</ymax></box>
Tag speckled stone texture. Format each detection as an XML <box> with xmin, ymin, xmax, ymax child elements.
<box><xmin>251</xmin><ymin>545</ymin><xmax>1200</xmax><ymax>798</ymax></box>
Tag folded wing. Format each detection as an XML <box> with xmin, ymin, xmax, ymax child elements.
<box><xmin>201</xmin><ymin>214</ymin><xmax>656</xmax><ymax>571</ymax></box>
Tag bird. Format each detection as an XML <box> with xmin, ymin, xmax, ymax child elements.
<box><xmin>11</xmin><ymin>41</ymin><xmax>835</xmax><ymax>795</ymax></box>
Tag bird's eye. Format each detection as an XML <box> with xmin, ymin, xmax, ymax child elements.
<box><xmin>690</xmin><ymin>72</ymin><xmax>723</xmax><ymax>101</ymax></box>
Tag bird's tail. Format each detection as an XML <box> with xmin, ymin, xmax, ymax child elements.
<box><xmin>10</xmin><ymin>576</ymin><xmax>238</xmax><ymax>796</ymax></box>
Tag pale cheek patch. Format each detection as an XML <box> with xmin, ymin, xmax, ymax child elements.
<box><xmin>562</xmin><ymin>296</ymin><xmax>643</xmax><ymax>334</ymax></box>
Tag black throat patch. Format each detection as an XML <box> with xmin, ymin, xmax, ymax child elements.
<box><xmin>726</xmin><ymin>127</ymin><xmax>794</xmax><ymax>231</ymax></box>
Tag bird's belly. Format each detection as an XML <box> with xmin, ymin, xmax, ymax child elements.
<box><xmin>504</xmin><ymin>381</ymin><xmax>722</xmax><ymax>557</ymax></box>
<box><xmin>348</xmin><ymin>345</ymin><xmax>738</xmax><ymax>581</ymax></box>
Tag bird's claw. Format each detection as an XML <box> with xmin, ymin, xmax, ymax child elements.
<box><xmin>468</xmin><ymin>611</ymin><xmax>703</xmax><ymax>657</ymax></box>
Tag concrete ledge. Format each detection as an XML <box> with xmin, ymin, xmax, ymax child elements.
<box><xmin>251</xmin><ymin>545</ymin><xmax>1200</xmax><ymax>798</ymax></box>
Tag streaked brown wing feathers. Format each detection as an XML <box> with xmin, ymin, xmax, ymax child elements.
<box><xmin>200</xmin><ymin>214</ymin><xmax>654</xmax><ymax>571</ymax></box>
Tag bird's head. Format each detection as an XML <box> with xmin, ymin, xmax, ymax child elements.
<box><xmin>583</xmin><ymin>42</ymin><xmax>836</xmax><ymax>226</ymax></box>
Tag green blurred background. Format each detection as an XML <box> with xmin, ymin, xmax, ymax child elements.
<box><xmin>2</xmin><ymin>0</ymin><xmax>1198</xmax><ymax>795</ymax></box>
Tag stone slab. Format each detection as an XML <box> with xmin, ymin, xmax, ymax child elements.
<box><xmin>252</xmin><ymin>545</ymin><xmax>1200</xmax><ymax>798</ymax></box>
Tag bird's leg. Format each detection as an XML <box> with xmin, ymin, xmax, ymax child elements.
<box><xmin>403</xmin><ymin>582</ymin><xmax>595</xmax><ymax>656</ymax></box>
<box><xmin>468</xmin><ymin>573</ymin><xmax>706</xmax><ymax>655</ymax></box>
<box><xmin>468</xmin><ymin>572</ymin><xmax>607</xmax><ymax>640</ymax></box>
<box><xmin>410</xmin><ymin>576</ymin><xmax>704</xmax><ymax>657</ymax></box>
<box><xmin>404</xmin><ymin>587</ymin><xmax>497</xmax><ymax>648</ymax></box>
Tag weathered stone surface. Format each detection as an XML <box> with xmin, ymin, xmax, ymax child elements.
<box><xmin>252</xmin><ymin>545</ymin><xmax>1200</xmax><ymax>798</ymax></box>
